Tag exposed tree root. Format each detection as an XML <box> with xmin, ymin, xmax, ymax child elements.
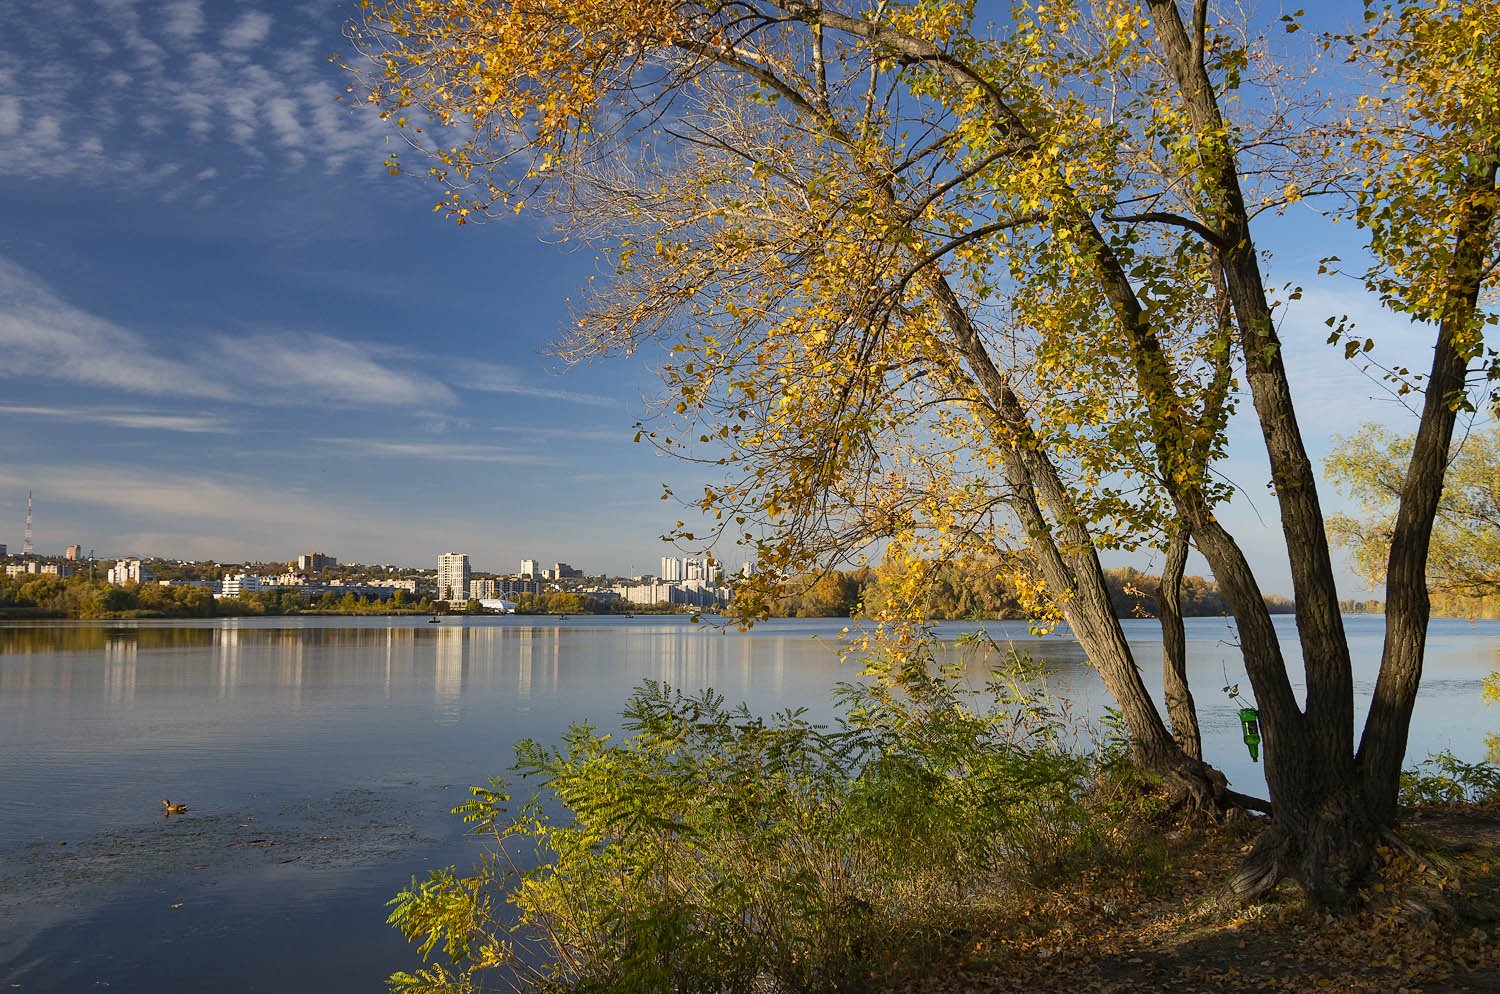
<box><xmin>1220</xmin><ymin>804</ymin><xmax>1421</xmax><ymax>913</ymax></box>
<box><xmin>1224</xmin><ymin>789</ymin><xmax>1272</xmax><ymax>815</ymax></box>
<box><xmin>1224</xmin><ymin>828</ymin><xmax>1287</xmax><ymax>904</ymax></box>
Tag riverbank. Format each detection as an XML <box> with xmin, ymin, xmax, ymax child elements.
<box><xmin>872</xmin><ymin>806</ymin><xmax>1500</xmax><ymax>994</ymax></box>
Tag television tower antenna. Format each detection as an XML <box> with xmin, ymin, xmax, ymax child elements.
<box><xmin>22</xmin><ymin>490</ymin><xmax>33</xmax><ymax>557</ymax></box>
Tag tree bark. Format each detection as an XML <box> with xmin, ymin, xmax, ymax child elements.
<box><xmin>1358</xmin><ymin>155</ymin><xmax>1498</xmax><ymax>823</ymax></box>
<box><xmin>1159</xmin><ymin>525</ymin><xmax>1202</xmax><ymax>760</ymax></box>
<box><xmin>1136</xmin><ymin>0</ymin><xmax>1385</xmax><ymax>905</ymax></box>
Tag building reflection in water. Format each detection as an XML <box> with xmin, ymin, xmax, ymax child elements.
<box><xmin>276</xmin><ymin>628</ymin><xmax>304</xmax><ymax>710</ymax></box>
<box><xmin>517</xmin><ymin>628</ymin><xmax>535</xmax><ymax>713</ymax></box>
<box><xmin>0</xmin><ymin>620</ymin><xmax>820</xmax><ymax>715</ymax></box>
<box><xmin>214</xmin><ymin>626</ymin><xmax>240</xmax><ymax>702</ymax></box>
<box><xmin>433</xmin><ymin>625</ymin><xmax>466</xmax><ymax>722</ymax></box>
<box><xmin>103</xmin><ymin>635</ymin><xmax>136</xmax><ymax>709</ymax></box>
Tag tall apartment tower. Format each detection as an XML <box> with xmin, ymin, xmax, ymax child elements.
<box><xmin>659</xmin><ymin>556</ymin><xmax>684</xmax><ymax>581</ymax></box>
<box><xmin>520</xmin><ymin>558</ymin><xmax>540</xmax><ymax>578</ymax></box>
<box><xmin>437</xmin><ymin>553</ymin><xmax>471</xmax><ymax>604</ymax></box>
<box><xmin>298</xmin><ymin>552</ymin><xmax>337</xmax><ymax>573</ymax></box>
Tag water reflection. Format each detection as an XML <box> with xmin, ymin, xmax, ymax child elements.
<box><xmin>434</xmin><ymin>625</ymin><xmax>464</xmax><ymax>721</ymax></box>
<box><xmin>0</xmin><ymin>616</ymin><xmax>1495</xmax><ymax>994</ymax></box>
<box><xmin>103</xmin><ymin>637</ymin><xmax>135</xmax><ymax>708</ymax></box>
<box><xmin>0</xmin><ymin>621</ymin><xmax>815</xmax><ymax>713</ymax></box>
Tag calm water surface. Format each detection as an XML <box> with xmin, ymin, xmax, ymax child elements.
<box><xmin>1</xmin><ymin>614</ymin><xmax>1495</xmax><ymax>992</ymax></box>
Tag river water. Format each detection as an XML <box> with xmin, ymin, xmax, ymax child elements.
<box><xmin>1</xmin><ymin>614</ymin><xmax>1495</xmax><ymax>992</ymax></box>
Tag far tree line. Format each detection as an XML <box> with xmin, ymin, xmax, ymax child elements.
<box><xmin>767</xmin><ymin>559</ymin><xmax>1296</xmax><ymax>620</ymax></box>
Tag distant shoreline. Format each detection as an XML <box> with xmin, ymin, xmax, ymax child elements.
<box><xmin>2</xmin><ymin>607</ymin><xmax>1496</xmax><ymax>623</ymax></box>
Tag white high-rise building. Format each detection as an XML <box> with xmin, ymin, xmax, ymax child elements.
<box><xmin>659</xmin><ymin>556</ymin><xmax>684</xmax><ymax>581</ymax></box>
<box><xmin>520</xmin><ymin>558</ymin><xmax>540</xmax><ymax>578</ymax></box>
<box><xmin>107</xmin><ymin>558</ymin><xmax>154</xmax><ymax>585</ymax></box>
<box><xmin>437</xmin><ymin>553</ymin><xmax>471</xmax><ymax>604</ymax></box>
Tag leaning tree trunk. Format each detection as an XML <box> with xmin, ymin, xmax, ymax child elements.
<box><xmin>773</xmin><ymin>66</ymin><xmax>1233</xmax><ymax>814</ymax></box>
<box><xmin>1159</xmin><ymin>525</ymin><xmax>1202</xmax><ymax>761</ymax></box>
<box><xmin>924</xmin><ymin>271</ymin><xmax>1230</xmax><ymax>812</ymax></box>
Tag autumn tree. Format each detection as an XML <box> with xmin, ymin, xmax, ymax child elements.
<box><xmin>1326</xmin><ymin>421</ymin><xmax>1500</xmax><ymax>599</ymax></box>
<box><xmin>352</xmin><ymin>0</ymin><xmax>1499</xmax><ymax>907</ymax></box>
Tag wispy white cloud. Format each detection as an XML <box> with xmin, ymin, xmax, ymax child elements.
<box><xmin>0</xmin><ymin>257</ymin><xmax>458</xmax><ymax>411</ymax></box>
<box><xmin>316</xmin><ymin>438</ymin><xmax>556</xmax><ymax>465</ymax></box>
<box><xmin>0</xmin><ymin>258</ymin><xmax>229</xmax><ymax>399</ymax></box>
<box><xmin>207</xmin><ymin>333</ymin><xmax>457</xmax><ymax>408</ymax></box>
<box><xmin>455</xmin><ymin>361</ymin><xmax>625</xmax><ymax>408</ymax></box>
<box><xmin>0</xmin><ymin>462</ymin><xmax>461</xmax><ymax>562</ymax></box>
<box><xmin>161</xmin><ymin>0</ymin><xmax>204</xmax><ymax>44</ymax></box>
<box><xmin>504</xmin><ymin>424</ymin><xmax>634</xmax><ymax>443</ymax></box>
<box><xmin>0</xmin><ymin>96</ymin><xmax>19</xmax><ymax>136</ymax></box>
<box><xmin>0</xmin><ymin>403</ymin><xmax>231</xmax><ymax>433</ymax></box>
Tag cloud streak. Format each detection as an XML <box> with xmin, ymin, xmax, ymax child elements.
<box><xmin>0</xmin><ymin>403</ymin><xmax>231</xmax><ymax>433</ymax></box>
<box><xmin>454</xmin><ymin>361</ymin><xmax>626</xmax><ymax>408</ymax></box>
<box><xmin>0</xmin><ymin>258</ymin><xmax>456</xmax><ymax>411</ymax></box>
<box><xmin>0</xmin><ymin>258</ymin><xmax>229</xmax><ymax>399</ymax></box>
<box><xmin>317</xmin><ymin>438</ymin><xmax>557</xmax><ymax>465</ymax></box>
<box><xmin>0</xmin><ymin>461</ymin><xmax>463</xmax><ymax>562</ymax></box>
<box><xmin>208</xmin><ymin>333</ymin><xmax>457</xmax><ymax>408</ymax></box>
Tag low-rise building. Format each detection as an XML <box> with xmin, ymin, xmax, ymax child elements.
<box><xmin>609</xmin><ymin>580</ymin><xmax>730</xmax><ymax>608</ymax></box>
<box><xmin>365</xmin><ymin>578</ymin><xmax>419</xmax><ymax>591</ymax></box>
<box><xmin>218</xmin><ymin>573</ymin><xmax>263</xmax><ymax>598</ymax></box>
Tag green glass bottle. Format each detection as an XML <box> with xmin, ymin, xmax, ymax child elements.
<box><xmin>1239</xmin><ymin>707</ymin><xmax>1262</xmax><ymax>763</ymax></box>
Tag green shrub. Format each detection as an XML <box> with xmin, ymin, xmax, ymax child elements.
<box><xmin>387</xmin><ymin>648</ymin><xmax>1164</xmax><ymax>994</ymax></box>
<box><xmin>1400</xmin><ymin>750</ymin><xmax>1500</xmax><ymax>806</ymax></box>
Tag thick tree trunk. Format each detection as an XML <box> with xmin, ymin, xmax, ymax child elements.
<box><xmin>1159</xmin><ymin>526</ymin><xmax>1202</xmax><ymax>760</ymax></box>
<box><xmin>1358</xmin><ymin>155</ymin><xmax>1498</xmax><ymax>823</ymax></box>
<box><xmin>1140</xmin><ymin>0</ymin><xmax>1376</xmax><ymax>907</ymax></box>
<box><xmin>1227</xmin><ymin>782</ymin><xmax>1382</xmax><ymax>910</ymax></box>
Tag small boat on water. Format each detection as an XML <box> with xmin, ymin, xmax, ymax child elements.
<box><xmin>427</xmin><ymin>616</ymin><xmax>440</xmax><ymax>624</ymax></box>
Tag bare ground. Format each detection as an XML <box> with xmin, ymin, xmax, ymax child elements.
<box><xmin>879</xmin><ymin>806</ymin><xmax>1500</xmax><ymax>994</ymax></box>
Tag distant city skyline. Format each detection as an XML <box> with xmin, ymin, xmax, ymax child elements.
<box><xmin>0</xmin><ymin>0</ymin><xmax>1471</xmax><ymax>599</ymax></box>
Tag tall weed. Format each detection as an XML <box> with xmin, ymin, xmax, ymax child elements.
<box><xmin>1400</xmin><ymin>750</ymin><xmax>1500</xmax><ymax>806</ymax></box>
<box><xmin>387</xmin><ymin>646</ymin><xmax>1164</xmax><ymax>994</ymax></box>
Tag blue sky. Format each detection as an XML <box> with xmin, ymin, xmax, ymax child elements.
<box><xmin>0</xmin><ymin>0</ymin><xmax>1454</xmax><ymax>594</ymax></box>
